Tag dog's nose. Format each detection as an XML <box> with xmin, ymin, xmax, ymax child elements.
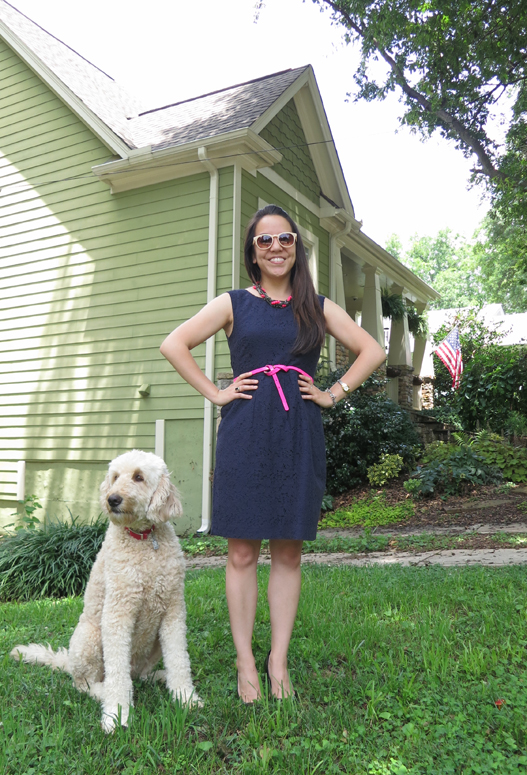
<box><xmin>108</xmin><ymin>494</ymin><xmax>123</xmax><ymax>509</ymax></box>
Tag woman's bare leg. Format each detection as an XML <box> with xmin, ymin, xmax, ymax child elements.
<box><xmin>226</xmin><ymin>538</ymin><xmax>261</xmax><ymax>702</ymax></box>
<box><xmin>267</xmin><ymin>539</ymin><xmax>303</xmax><ymax>698</ymax></box>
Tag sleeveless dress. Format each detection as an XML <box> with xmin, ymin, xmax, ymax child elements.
<box><xmin>211</xmin><ymin>289</ymin><xmax>326</xmax><ymax>541</ymax></box>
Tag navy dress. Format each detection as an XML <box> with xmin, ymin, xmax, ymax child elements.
<box><xmin>211</xmin><ymin>289</ymin><xmax>326</xmax><ymax>540</ymax></box>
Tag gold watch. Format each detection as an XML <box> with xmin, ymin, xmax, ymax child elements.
<box><xmin>337</xmin><ymin>379</ymin><xmax>350</xmax><ymax>393</ymax></box>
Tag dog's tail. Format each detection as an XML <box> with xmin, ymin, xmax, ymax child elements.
<box><xmin>11</xmin><ymin>643</ymin><xmax>70</xmax><ymax>672</ymax></box>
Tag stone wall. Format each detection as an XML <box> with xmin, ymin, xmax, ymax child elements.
<box><xmin>421</xmin><ymin>377</ymin><xmax>434</xmax><ymax>410</ymax></box>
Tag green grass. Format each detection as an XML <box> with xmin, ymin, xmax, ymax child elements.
<box><xmin>182</xmin><ymin>532</ymin><xmax>527</xmax><ymax>558</ymax></box>
<box><xmin>3</xmin><ymin>565</ymin><xmax>527</xmax><ymax>773</ymax></box>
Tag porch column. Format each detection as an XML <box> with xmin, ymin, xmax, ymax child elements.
<box><xmin>387</xmin><ymin>285</ymin><xmax>413</xmax><ymax>407</ymax></box>
<box><xmin>329</xmin><ymin>225</ymin><xmax>351</xmax><ymax>368</ymax></box>
<box><xmin>411</xmin><ymin>303</ymin><xmax>428</xmax><ymax>409</ymax></box>
<box><xmin>361</xmin><ymin>265</ymin><xmax>384</xmax><ymax>346</ymax></box>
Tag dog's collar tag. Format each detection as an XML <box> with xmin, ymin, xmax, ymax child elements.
<box><xmin>151</xmin><ymin>535</ymin><xmax>159</xmax><ymax>550</ymax></box>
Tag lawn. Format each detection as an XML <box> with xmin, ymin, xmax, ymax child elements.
<box><xmin>2</xmin><ymin>564</ymin><xmax>527</xmax><ymax>774</ymax></box>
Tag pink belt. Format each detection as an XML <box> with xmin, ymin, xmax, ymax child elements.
<box><xmin>243</xmin><ymin>364</ymin><xmax>312</xmax><ymax>412</ymax></box>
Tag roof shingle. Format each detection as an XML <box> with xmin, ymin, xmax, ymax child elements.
<box><xmin>0</xmin><ymin>1</ymin><xmax>307</xmax><ymax>153</ymax></box>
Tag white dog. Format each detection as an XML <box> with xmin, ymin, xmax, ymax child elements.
<box><xmin>11</xmin><ymin>450</ymin><xmax>201</xmax><ymax>732</ymax></box>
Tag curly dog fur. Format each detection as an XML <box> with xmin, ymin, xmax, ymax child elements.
<box><xmin>11</xmin><ymin>450</ymin><xmax>201</xmax><ymax>732</ymax></box>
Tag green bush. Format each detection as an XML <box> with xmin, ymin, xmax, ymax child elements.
<box><xmin>421</xmin><ymin>405</ymin><xmax>464</xmax><ymax>430</ymax></box>
<box><xmin>433</xmin><ymin>310</ymin><xmax>527</xmax><ymax>434</ymax></box>
<box><xmin>315</xmin><ymin>368</ymin><xmax>421</xmax><ymax>495</ymax></box>
<box><xmin>318</xmin><ymin>491</ymin><xmax>414</xmax><ymax>528</ymax></box>
<box><xmin>472</xmin><ymin>432</ymin><xmax>527</xmax><ymax>483</ymax></box>
<box><xmin>404</xmin><ymin>446</ymin><xmax>502</xmax><ymax>498</ymax></box>
<box><xmin>0</xmin><ymin>516</ymin><xmax>107</xmax><ymax>601</ymax></box>
<box><xmin>503</xmin><ymin>411</ymin><xmax>527</xmax><ymax>441</ymax></box>
<box><xmin>367</xmin><ymin>453</ymin><xmax>404</xmax><ymax>487</ymax></box>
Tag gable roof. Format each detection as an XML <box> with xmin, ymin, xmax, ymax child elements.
<box><xmin>129</xmin><ymin>68</ymin><xmax>309</xmax><ymax>152</ymax></box>
<box><xmin>0</xmin><ymin>0</ymin><xmax>141</xmax><ymax>149</ymax></box>
<box><xmin>0</xmin><ymin>1</ymin><xmax>310</xmax><ymax>154</ymax></box>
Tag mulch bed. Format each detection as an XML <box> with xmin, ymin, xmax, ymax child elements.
<box><xmin>330</xmin><ymin>479</ymin><xmax>527</xmax><ymax>530</ymax></box>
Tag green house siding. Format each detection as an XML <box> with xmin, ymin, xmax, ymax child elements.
<box><xmin>0</xmin><ymin>41</ymin><xmax>210</xmax><ymax>526</ymax></box>
<box><xmin>260</xmin><ymin>100</ymin><xmax>320</xmax><ymax>206</ymax></box>
<box><xmin>214</xmin><ymin>166</ymin><xmax>234</xmax><ymax>380</ymax></box>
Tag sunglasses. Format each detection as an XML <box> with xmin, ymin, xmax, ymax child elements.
<box><xmin>253</xmin><ymin>232</ymin><xmax>297</xmax><ymax>250</ymax></box>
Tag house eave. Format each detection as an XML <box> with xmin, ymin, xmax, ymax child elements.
<box><xmin>91</xmin><ymin>129</ymin><xmax>283</xmax><ymax>192</ymax></box>
<box><xmin>346</xmin><ymin>229</ymin><xmax>440</xmax><ymax>304</ymax></box>
<box><xmin>0</xmin><ymin>18</ymin><xmax>131</xmax><ymax>158</ymax></box>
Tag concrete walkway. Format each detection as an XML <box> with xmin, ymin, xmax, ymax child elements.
<box><xmin>185</xmin><ymin>523</ymin><xmax>527</xmax><ymax>571</ymax></box>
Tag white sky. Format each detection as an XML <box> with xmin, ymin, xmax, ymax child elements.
<box><xmin>9</xmin><ymin>0</ymin><xmax>489</xmax><ymax>249</ymax></box>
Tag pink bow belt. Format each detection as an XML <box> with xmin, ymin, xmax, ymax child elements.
<box><xmin>243</xmin><ymin>364</ymin><xmax>312</xmax><ymax>412</ymax></box>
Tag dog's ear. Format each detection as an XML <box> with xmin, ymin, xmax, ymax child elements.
<box><xmin>99</xmin><ymin>470</ymin><xmax>112</xmax><ymax>514</ymax></box>
<box><xmin>149</xmin><ymin>472</ymin><xmax>183</xmax><ymax>522</ymax></box>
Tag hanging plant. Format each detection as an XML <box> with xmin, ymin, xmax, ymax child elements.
<box><xmin>405</xmin><ymin>303</ymin><xmax>429</xmax><ymax>338</ymax></box>
<box><xmin>381</xmin><ymin>288</ymin><xmax>428</xmax><ymax>337</ymax></box>
<box><xmin>381</xmin><ymin>287</ymin><xmax>406</xmax><ymax>321</ymax></box>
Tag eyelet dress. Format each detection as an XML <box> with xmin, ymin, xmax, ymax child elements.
<box><xmin>211</xmin><ymin>289</ymin><xmax>326</xmax><ymax>540</ymax></box>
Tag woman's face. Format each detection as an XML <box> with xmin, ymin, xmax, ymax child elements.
<box><xmin>252</xmin><ymin>214</ymin><xmax>297</xmax><ymax>285</ymax></box>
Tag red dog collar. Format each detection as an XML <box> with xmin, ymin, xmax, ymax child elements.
<box><xmin>124</xmin><ymin>525</ymin><xmax>155</xmax><ymax>541</ymax></box>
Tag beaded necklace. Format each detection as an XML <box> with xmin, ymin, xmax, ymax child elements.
<box><xmin>253</xmin><ymin>283</ymin><xmax>292</xmax><ymax>308</ymax></box>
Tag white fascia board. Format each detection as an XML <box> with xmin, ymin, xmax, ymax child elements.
<box><xmin>344</xmin><ymin>230</ymin><xmax>440</xmax><ymax>303</ymax></box>
<box><xmin>92</xmin><ymin>129</ymin><xmax>282</xmax><ymax>193</ymax></box>
<box><xmin>0</xmin><ymin>20</ymin><xmax>131</xmax><ymax>158</ymax></box>
<box><xmin>249</xmin><ymin>68</ymin><xmax>312</xmax><ymax>136</ymax></box>
<box><xmin>293</xmin><ymin>69</ymin><xmax>355</xmax><ymax>215</ymax></box>
<box><xmin>259</xmin><ymin>169</ymin><xmax>360</xmax><ymax>239</ymax></box>
<box><xmin>250</xmin><ymin>65</ymin><xmax>355</xmax><ymax>218</ymax></box>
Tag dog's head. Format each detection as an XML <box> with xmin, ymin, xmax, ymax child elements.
<box><xmin>100</xmin><ymin>450</ymin><xmax>182</xmax><ymax>527</ymax></box>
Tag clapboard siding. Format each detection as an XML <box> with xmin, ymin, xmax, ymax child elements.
<box><xmin>0</xmin><ymin>41</ymin><xmax>211</xmax><ymax>516</ymax></box>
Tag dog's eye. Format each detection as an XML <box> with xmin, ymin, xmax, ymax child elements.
<box><xmin>112</xmin><ymin>474</ymin><xmax>118</xmax><ymax>483</ymax></box>
<box><xmin>133</xmin><ymin>473</ymin><xmax>144</xmax><ymax>482</ymax></box>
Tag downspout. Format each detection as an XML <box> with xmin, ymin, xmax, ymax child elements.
<box><xmin>329</xmin><ymin>212</ymin><xmax>353</xmax><ymax>367</ymax></box>
<box><xmin>197</xmin><ymin>146</ymin><xmax>218</xmax><ymax>534</ymax></box>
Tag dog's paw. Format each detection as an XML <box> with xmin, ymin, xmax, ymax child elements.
<box><xmin>101</xmin><ymin>705</ymin><xmax>129</xmax><ymax>733</ymax></box>
<box><xmin>173</xmin><ymin>689</ymin><xmax>203</xmax><ymax>708</ymax></box>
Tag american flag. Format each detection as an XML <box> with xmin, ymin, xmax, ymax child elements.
<box><xmin>434</xmin><ymin>327</ymin><xmax>463</xmax><ymax>389</ymax></box>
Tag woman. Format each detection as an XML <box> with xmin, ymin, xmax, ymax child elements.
<box><xmin>160</xmin><ymin>204</ymin><xmax>386</xmax><ymax>702</ymax></box>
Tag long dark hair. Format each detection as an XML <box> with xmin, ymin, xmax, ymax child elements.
<box><xmin>243</xmin><ymin>204</ymin><xmax>326</xmax><ymax>355</ymax></box>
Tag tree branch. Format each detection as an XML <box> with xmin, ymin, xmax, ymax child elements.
<box><xmin>320</xmin><ymin>0</ymin><xmax>510</xmax><ymax>182</ymax></box>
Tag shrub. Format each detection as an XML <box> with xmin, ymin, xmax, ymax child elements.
<box><xmin>367</xmin><ymin>454</ymin><xmax>404</xmax><ymax>487</ymax></box>
<box><xmin>472</xmin><ymin>432</ymin><xmax>527</xmax><ymax>483</ymax></box>
<box><xmin>404</xmin><ymin>446</ymin><xmax>502</xmax><ymax>498</ymax></box>
<box><xmin>503</xmin><ymin>411</ymin><xmax>527</xmax><ymax>441</ymax></box>
<box><xmin>316</xmin><ymin>368</ymin><xmax>421</xmax><ymax>494</ymax></box>
<box><xmin>0</xmin><ymin>516</ymin><xmax>107</xmax><ymax>601</ymax></box>
<box><xmin>422</xmin><ymin>406</ymin><xmax>464</xmax><ymax>430</ymax></box>
<box><xmin>433</xmin><ymin>310</ymin><xmax>527</xmax><ymax>434</ymax></box>
<box><xmin>318</xmin><ymin>491</ymin><xmax>414</xmax><ymax>528</ymax></box>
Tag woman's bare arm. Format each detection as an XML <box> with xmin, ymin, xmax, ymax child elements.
<box><xmin>160</xmin><ymin>293</ymin><xmax>258</xmax><ymax>406</ymax></box>
<box><xmin>298</xmin><ymin>298</ymin><xmax>387</xmax><ymax>408</ymax></box>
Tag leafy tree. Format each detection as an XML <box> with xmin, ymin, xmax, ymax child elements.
<box><xmin>387</xmin><ymin>224</ymin><xmax>527</xmax><ymax>312</ymax></box>
<box><xmin>472</xmin><ymin>214</ymin><xmax>527</xmax><ymax>313</ymax></box>
<box><xmin>312</xmin><ymin>0</ymin><xmax>527</xmax><ymax>266</ymax></box>
<box><xmin>433</xmin><ymin>309</ymin><xmax>527</xmax><ymax>432</ymax></box>
<box><xmin>386</xmin><ymin>229</ymin><xmax>483</xmax><ymax>309</ymax></box>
